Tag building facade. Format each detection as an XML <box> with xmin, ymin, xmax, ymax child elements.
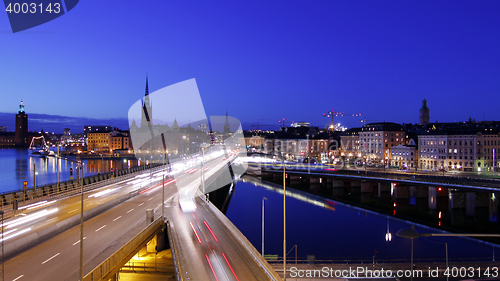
<box><xmin>418</xmin><ymin>132</ymin><xmax>500</xmax><ymax>172</ymax></box>
<box><xmin>390</xmin><ymin>139</ymin><xmax>418</xmax><ymax>169</ymax></box>
<box><xmin>359</xmin><ymin>122</ymin><xmax>406</xmax><ymax>164</ymax></box>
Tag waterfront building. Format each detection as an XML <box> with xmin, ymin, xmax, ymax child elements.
<box><xmin>87</xmin><ymin>131</ymin><xmax>110</xmax><ymax>153</ymax></box>
<box><xmin>0</xmin><ymin>101</ymin><xmax>40</xmax><ymax>148</ymax></box>
<box><xmin>359</xmin><ymin>122</ymin><xmax>406</xmax><ymax>165</ymax></box>
<box><xmin>390</xmin><ymin>139</ymin><xmax>418</xmax><ymax>169</ymax></box>
<box><xmin>339</xmin><ymin>127</ymin><xmax>362</xmax><ymax>161</ymax></box>
<box><xmin>418</xmin><ymin>126</ymin><xmax>500</xmax><ymax>172</ymax></box>
<box><xmin>109</xmin><ymin>130</ymin><xmax>132</xmax><ymax>153</ymax></box>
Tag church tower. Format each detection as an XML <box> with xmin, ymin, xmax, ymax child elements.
<box><xmin>141</xmin><ymin>75</ymin><xmax>153</xmax><ymax>129</ymax></box>
<box><xmin>223</xmin><ymin>111</ymin><xmax>231</xmax><ymax>134</ymax></box>
<box><xmin>419</xmin><ymin>99</ymin><xmax>430</xmax><ymax>126</ymax></box>
<box><xmin>15</xmin><ymin>100</ymin><xmax>28</xmax><ymax>147</ymax></box>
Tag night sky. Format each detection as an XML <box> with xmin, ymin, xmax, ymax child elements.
<box><xmin>1</xmin><ymin>1</ymin><xmax>500</xmax><ymax>133</ymax></box>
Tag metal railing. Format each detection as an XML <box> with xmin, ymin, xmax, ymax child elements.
<box><xmin>203</xmin><ymin>196</ymin><xmax>282</xmax><ymax>281</ymax></box>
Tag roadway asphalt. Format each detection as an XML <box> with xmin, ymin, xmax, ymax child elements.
<box><xmin>166</xmin><ymin>155</ymin><xmax>274</xmax><ymax>281</ymax></box>
<box><xmin>3</xmin><ymin>150</ymin><xmax>269</xmax><ymax>281</ymax></box>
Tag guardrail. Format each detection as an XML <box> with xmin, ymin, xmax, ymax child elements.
<box><xmin>261</xmin><ymin>166</ymin><xmax>500</xmax><ymax>190</ymax></box>
<box><xmin>202</xmin><ymin>196</ymin><xmax>282</xmax><ymax>281</ymax></box>
<box><xmin>166</xmin><ymin>220</ymin><xmax>184</xmax><ymax>281</ymax></box>
<box><xmin>0</xmin><ymin>163</ymin><xmax>164</xmax><ymax>214</ymax></box>
<box><xmin>83</xmin><ymin>217</ymin><xmax>165</xmax><ymax>281</ymax></box>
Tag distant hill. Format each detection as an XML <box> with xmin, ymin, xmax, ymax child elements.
<box><xmin>0</xmin><ymin>112</ymin><xmax>128</xmax><ymax>134</ymax></box>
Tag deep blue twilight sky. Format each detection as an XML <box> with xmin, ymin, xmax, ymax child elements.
<box><xmin>1</xmin><ymin>1</ymin><xmax>500</xmax><ymax>133</ymax></box>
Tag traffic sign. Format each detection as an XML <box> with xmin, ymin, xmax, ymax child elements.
<box><xmin>23</xmin><ymin>181</ymin><xmax>28</xmax><ymax>186</ymax></box>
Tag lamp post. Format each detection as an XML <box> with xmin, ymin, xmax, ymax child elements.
<box><xmin>78</xmin><ymin>164</ymin><xmax>84</xmax><ymax>281</ymax></box>
<box><xmin>0</xmin><ymin>210</ymin><xmax>4</xmax><ymax>281</ymax></box>
<box><xmin>262</xmin><ymin>197</ymin><xmax>267</xmax><ymax>256</ymax></box>
<box><xmin>283</xmin><ymin>160</ymin><xmax>286</xmax><ymax>281</ymax></box>
<box><xmin>396</xmin><ymin>228</ymin><xmax>500</xmax><ymax>281</ymax></box>
<box><xmin>33</xmin><ymin>163</ymin><xmax>37</xmax><ymax>199</ymax></box>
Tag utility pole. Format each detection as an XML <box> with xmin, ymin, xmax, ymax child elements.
<box><xmin>283</xmin><ymin>161</ymin><xmax>286</xmax><ymax>281</ymax></box>
<box><xmin>33</xmin><ymin>163</ymin><xmax>36</xmax><ymax>199</ymax></box>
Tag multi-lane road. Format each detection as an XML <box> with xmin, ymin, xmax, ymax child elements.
<box><xmin>3</xmin><ymin>150</ymin><xmax>277</xmax><ymax>281</ymax></box>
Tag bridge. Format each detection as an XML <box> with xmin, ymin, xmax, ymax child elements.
<box><xmin>1</xmin><ymin>152</ymin><xmax>281</xmax><ymax>281</ymax></box>
<box><xmin>3</xmin><ymin>152</ymin><xmax>500</xmax><ymax>281</ymax></box>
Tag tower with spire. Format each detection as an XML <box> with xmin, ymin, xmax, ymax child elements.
<box><xmin>141</xmin><ymin>75</ymin><xmax>153</xmax><ymax>129</ymax></box>
<box><xmin>419</xmin><ymin>98</ymin><xmax>430</xmax><ymax>126</ymax></box>
<box><xmin>223</xmin><ymin>110</ymin><xmax>231</xmax><ymax>134</ymax></box>
<box><xmin>15</xmin><ymin>100</ymin><xmax>28</xmax><ymax>147</ymax></box>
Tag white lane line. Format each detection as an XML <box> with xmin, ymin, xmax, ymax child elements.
<box><xmin>72</xmin><ymin>237</ymin><xmax>86</xmax><ymax>246</ymax></box>
<box><xmin>12</xmin><ymin>275</ymin><xmax>24</xmax><ymax>281</ymax></box>
<box><xmin>148</xmin><ymin>197</ymin><xmax>153</xmax><ymax>201</ymax></box>
<box><xmin>127</xmin><ymin>209</ymin><xmax>134</xmax><ymax>213</ymax></box>
<box><xmin>95</xmin><ymin>225</ymin><xmax>106</xmax><ymax>232</ymax></box>
<box><xmin>69</xmin><ymin>209</ymin><xmax>77</xmax><ymax>213</ymax></box>
<box><xmin>113</xmin><ymin>216</ymin><xmax>122</xmax><ymax>221</ymax></box>
<box><xmin>41</xmin><ymin>253</ymin><xmax>60</xmax><ymax>264</ymax></box>
<box><xmin>138</xmin><ymin>203</ymin><xmax>144</xmax><ymax>206</ymax></box>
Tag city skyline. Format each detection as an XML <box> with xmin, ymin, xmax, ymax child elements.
<box><xmin>2</xmin><ymin>1</ymin><xmax>500</xmax><ymax>131</ymax></box>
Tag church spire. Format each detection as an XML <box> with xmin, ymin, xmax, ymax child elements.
<box><xmin>223</xmin><ymin>110</ymin><xmax>230</xmax><ymax>134</ymax></box>
<box><xmin>145</xmin><ymin>74</ymin><xmax>149</xmax><ymax>96</ymax></box>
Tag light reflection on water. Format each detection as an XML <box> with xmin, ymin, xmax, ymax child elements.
<box><xmin>225</xmin><ymin>178</ymin><xmax>500</xmax><ymax>262</ymax></box>
<box><xmin>0</xmin><ymin>149</ymin><xmax>139</xmax><ymax>194</ymax></box>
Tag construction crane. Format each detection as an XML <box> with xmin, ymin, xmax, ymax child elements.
<box><xmin>251</xmin><ymin>122</ymin><xmax>274</xmax><ymax>131</ymax></box>
<box><xmin>278</xmin><ymin>118</ymin><xmax>291</xmax><ymax>129</ymax></box>
<box><xmin>360</xmin><ymin>118</ymin><xmax>382</xmax><ymax>125</ymax></box>
<box><xmin>323</xmin><ymin>110</ymin><xmax>362</xmax><ymax>132</ymax></box>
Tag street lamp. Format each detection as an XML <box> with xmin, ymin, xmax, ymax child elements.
<box><xmin>262</xmin><ymin>197</ymin><xmax>268</xmax><ymax>256</ymax></box>
<box><xmin>283</xmin><ymin>160</ymin><xmax>287</xmax><ymax>281</ymax></box>
<box><xmin>0</xmin><ymin>210</ymin><xmax>4</xmax><ymax>281</ymax></box>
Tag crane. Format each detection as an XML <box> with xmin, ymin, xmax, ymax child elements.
<box><xmin>250</xmin><ymin>122</ymin><xmax>274</xmax><ymax>131</ymax></box>
<box><xmin>360</xmin><ymin>118</ymin><xmax>382</xmax><ymax>125</ymax></box>
<box><xmin>322</xmin><ymin>110</ymin><xmax>362</xmax><ymax>132</ymax></box>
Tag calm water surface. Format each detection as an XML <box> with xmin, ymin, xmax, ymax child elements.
<box><xmin>226</xmin><ymin>178</ymin><xmax>499</xmax><ymax>262</ymax></box>
<box><xmin>0</xmin><ymin>148</ymin><xmax>139</xmax><ymax>194</ymax></box>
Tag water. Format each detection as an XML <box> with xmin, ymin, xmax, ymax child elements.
<box><xmin>0</xmin><ymin>148</ymin><xmax>140</xmax><ymax>194</ymax></box>
<box><xmin>226</xmin><ymin>178</ymin><xmax>499</xmax><ymax>262</ymax></box>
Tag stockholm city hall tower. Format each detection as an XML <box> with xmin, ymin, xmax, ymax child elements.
<box><xmin>15</xmin><ymin>101</ymin><xmax>28</xmax><ymax>147</ymax></box>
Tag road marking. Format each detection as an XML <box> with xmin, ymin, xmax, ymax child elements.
<box><xmin>95</xmin><ymin>225</ymin><xmax>106</xmax><ymax>232</ymax></box>
<box><xmin>69</xmin><ymin>209</ymin><xmax>77</xmax><ymax>213</ymax></box>
<box><xmin>12</xmin><ymin>275</ymin><xmax>24</xmax><ymax>281</ymax></box>
<box><xmin>148</xmin><ymin>197</ymin><xmax>153</xmax><ymax>201</ymax></box>
<box><xmin>113</xmin><ymin>216</ymin><xmax>122</xmax><ymax>221</ymax></box>
<box><xmin>138</xmin><ymin>203</ymin><xmax>144</xmax><ymax>206</ymax></box>
<box><xmin>72</xmin><ymin>237</ymin><xmax>86</xmax><ymax>246</ymax></box>
<box><xmin>41</xmin><ymin>253</ymin><xmax>60</xmax><ymax>264</ymax></box>
<box><xmin>127</xmin><ymin>209</ymin><xmax>134</xmax><ymax>213</ymax></box>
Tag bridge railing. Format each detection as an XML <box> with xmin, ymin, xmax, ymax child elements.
<box><xmin>0</xmin><ymin>163</ymin><xmax>164</xmax><ymax>215</ymax></box>
<box><xmin>260</xmin><ymin>164</ymin><xmax>500</xmax><ymax>189</ymax></box>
